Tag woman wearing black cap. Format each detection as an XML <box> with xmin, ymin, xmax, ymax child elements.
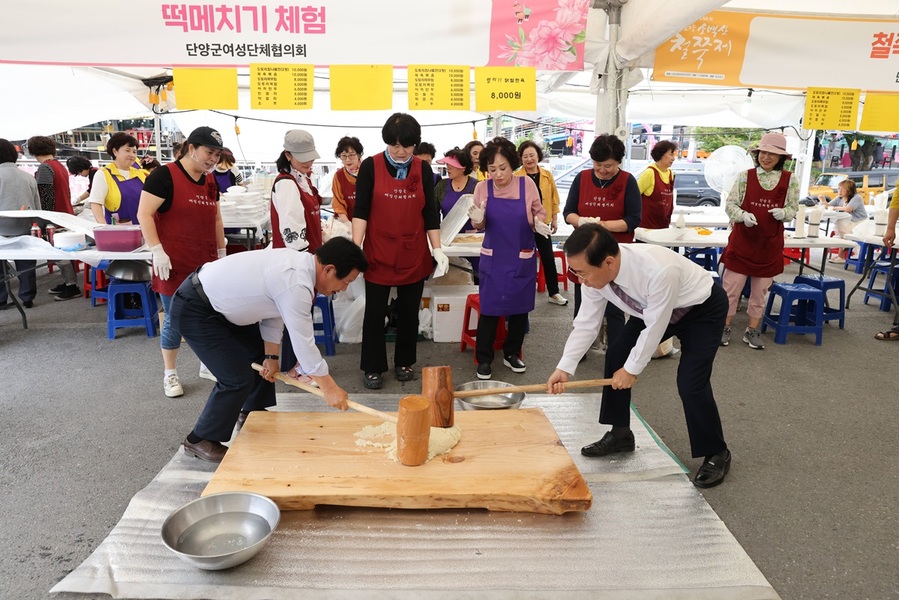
<box><xmin>137</xmin><ymin>126</ymin><xmax>228</xmax><ymax>398</ymax></box>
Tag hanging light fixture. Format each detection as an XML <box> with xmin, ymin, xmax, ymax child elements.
<box><xmin>740</xmin><ymin>88</ymin><xmax>754</xmax><ymax>117</ymax></box>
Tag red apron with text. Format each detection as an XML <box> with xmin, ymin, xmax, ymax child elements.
<box><xmin>270</xmin><ymin>173</ymin><xmax>323</xmax><ymax>252</ymax></box>
<box><xmin>152</xmin><ymin>163</ymin><xmax>220</xmax><ymax>296</ymax></box>
<box><xmin>363</xmin><ymin>154</ymin><xmax>432</xmax><ymax>286</ymax></box>
<box><xmin>640</xmin><ymin>167</ymin><xmax>674</xmax><ymax>229</ymax></box>
<box><xmin>722</xmin><ymin>169</ymin><xmax>790</xmax><ymax>278</ymax></box>
<box><xmin>333</xmin><ymin>167</ymin><xmax>357</xmax><ymax>219</ymax></box>
<box><xmin>479</xmin><ymin>178</ymin><xmax>537</xmax><ymax>316</ymax></box>
<box><xmin>577</xmin><ymin>169</ymin><xmax>634</xmax><ymax>243</ymax></box>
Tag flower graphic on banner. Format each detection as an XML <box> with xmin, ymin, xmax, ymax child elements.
<box><xmin>499</xmin><ymin>0</ymin><xmax>589</xmax><ymax>70</ymax></box>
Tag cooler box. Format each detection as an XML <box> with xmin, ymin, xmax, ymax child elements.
<box><xmin>430</xmin><ymin>285</ymin><xmax>479</xmax><ymax>343</ymax></box>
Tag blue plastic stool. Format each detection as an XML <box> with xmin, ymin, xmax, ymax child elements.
<box><xmin>861</xmin><ymin>262</ymin><xmax>899</xmax><ymax>311</ymax></box>
<box><xmin>793</xmin><ymin>274</ymin><xmax>846</xmax><ymax>328</ymax></box>
<box><xmin>685</xmin><ymin>247</ymin><xmax>719</xmax><ymax>271</ymax></box>
<box><xmin>107</xmin><ymin>280</ymin><xmax>159</xmax><ymax>339</ymax></box>
<box><xmin>313</xmin><ymin>293</ymin><xmax>338</xmax><ymax>356</ymax></box>
<box><xmin>761</xmin><ymin>283</ymin><xmax>825</xmax><ymax>345</ymax></box>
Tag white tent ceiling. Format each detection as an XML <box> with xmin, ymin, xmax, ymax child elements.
<box><xmin>1</xmin><ymin>0</ymin><xmax>896</xmax><ymax>157</ymax></box>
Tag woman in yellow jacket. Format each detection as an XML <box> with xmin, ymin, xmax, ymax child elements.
<box><xmin>515</xmin><ymin>140</ymin><xmax>567</xmax><ymax>305</ymax></box>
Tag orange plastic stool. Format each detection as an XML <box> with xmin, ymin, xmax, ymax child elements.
<box><xmin>537</xmin><ymin>248</ymin><xmax>569</xmax><ymax>293</ymax></box>
<box><xmin>782</xmin><ymin>247</ymin><xmax>810</xmax><ymax>267</ymax></box>
<box><xmin>460</xmin><ymin>293</ymin><xmax>508</xmax><ymax>363</ymax></box>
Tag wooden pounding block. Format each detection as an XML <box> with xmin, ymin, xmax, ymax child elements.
<box><xmin>422</xmin><ymin>366</ymin><xmax>454</xmax><ymax>427</ymax></box>
<box><xmin>397</xmin><ymin>395</ymin><xmax>430</xmax><ymax>466</ymax></box>
<box><xmin>204</xmin><ymin>408</ymin><xmax>592</xmax><ymax>515</ymax></box>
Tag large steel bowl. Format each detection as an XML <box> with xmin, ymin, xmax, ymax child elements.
<box><xmin>454</xmin><ymin>380</ymin><xmax>525</xmax><ymax>410</ymax></box>
<box><xmin>161</xmin><ymin>492</ymin><xmax>280</xmax><ymax>570</ymax></box>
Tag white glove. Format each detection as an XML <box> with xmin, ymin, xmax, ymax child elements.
<box><xmin>768</xmin><ymin>207</ymin><xmax>786</xmax><ymax>221</ymax></box>
<box><xmin>535</xmin><ymin>220</ymin><xmax>551</xmax><ymax>238</ymax></box>
<box><xmin>150</xmin><ymin>243</ymin><xmax>172</xmax><ymax>280</ymax></box>
<box><xmin>468</xmin><ymin>203</ymin><xmax>485</xmax><ymax>223</ymax></box>
<box><xmin>432</xmin><ymin>247</ymin><xmax>449</xmax><ymax>277</ymax></box>
<box><xmin>217</xmin><ymin>247</ymin><xmax>227</xmax><ymax>259</ymax></box>
<box><xmin>578</xmin><ymin>216</ymin><xmax>601</xmax><ymax>227</ymax></box>
<box><xmin>742</xmin><ymin>212</ymin><xmax>758</xmax><ymax>228</ymax></box>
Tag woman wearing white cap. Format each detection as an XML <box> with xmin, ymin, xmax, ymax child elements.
<box><xmin>720</xmin><ymin>132</ymin><xmax>799</xmax><ymax>350</ymax></box>
<box><xmin>271</xmin><ymin>129</ymin><xmax>324</xmax><ymax>381</ymax></box>
<box><xmin>137</xmin><ymin>126</ymin><xmax>228</xmax><ymax>397</ymax></box>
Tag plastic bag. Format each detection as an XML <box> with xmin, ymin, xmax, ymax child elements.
<box><xmin>334</xmin><ymin>295</ymin><xmax>365</xmax><ymax>343</ymax></box>
<box><xmin>418</xmin><ymin>307</ymin><xmax>433</xmax><ymax>340</ymax></box>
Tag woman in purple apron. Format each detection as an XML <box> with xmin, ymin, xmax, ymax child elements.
<box><xmin>468</xmin><ymin>137</ymin><xmax>547</xmax><ymax>380</ymax></box>
<box><xmin>435</xmin><ymin>147</ymin><xmax>480</xmax><ymax>278</ymax></box>
<box><xmin>88</xmin><ymin>132</ymin><xmax>147</xmax><ymax>224</ymax></box>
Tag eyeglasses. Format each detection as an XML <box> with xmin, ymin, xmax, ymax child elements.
<box><xmin>339</xmin><ymin>152</ymin><xmax>358</xmax><ymax>160</ymax></box>
<box><xmin>567</xmin><ymin>267</ymin><xmax>586</xmax><ymax>281</ymax></box>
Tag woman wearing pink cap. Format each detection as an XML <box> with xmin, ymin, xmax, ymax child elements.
<box><xmin>720</xmin><ymin>132</ymin><xmax>799</xmax><ymax>350</ymax></box>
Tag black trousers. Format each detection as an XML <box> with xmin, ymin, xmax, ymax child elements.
<box><xmin>598</xmin><ymin>284</ymin><xmax>729</xmax><ymax>458</ymax></box>
<box><xmin>534</xmin><ymin>231</ymin><xmax>560</xmax><ymax>296</ymax></box>
<box><xmin>475</xmin><ymin>313</ymin><xmax>527</xmax><ymax>365</ymax></box>
<box><xmin>360</xmin><ymin>278</ymin><xmax>425</xmax><ymax>374</ymax></box>
<box><xmin>170</xmin><ymin>278</ymin><xmax>276</xmax><ymax>442</ymax></box>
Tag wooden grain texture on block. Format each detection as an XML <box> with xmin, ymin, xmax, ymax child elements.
<box><xmin>203</xmin><ymin>408</ymin><xmax>592</xmax><ymax>515</ymax></box>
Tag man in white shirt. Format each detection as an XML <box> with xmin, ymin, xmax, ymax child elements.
<box><xmin>546</xmin><ymin>224</ymin><xmax>731</xmax><ymax>488</ymax></box>
<box><xmin>169</xmin><ymin>237</ymin><xmax>368</xmax><ymax>462</ymax></box>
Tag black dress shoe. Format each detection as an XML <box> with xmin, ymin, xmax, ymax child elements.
<box><xmin>236</xmin><ymin>408</ymin><xmax>268</xmax><ymax>430</ymax></box>
<box><xmin>693</xmin><ymin>449</ymin><xmax>731</xmax><ymax>488</ymax></box>
<box><xmin>581</xmin><ymin>430</ymin><xmax>635</xmax><ymax>457</ymax></box>
<box><xmin>394</xmin><ymin>366</ymin><xmax>414</xmax><ymax>381</ymax></box>
<box><xmin>23</xmin><ymin>301</ymin><xmax>34</xmax><ymax>309</ymax></box>
<box><xmin>182</xmin><ymin>438</ymin><xmax>227</xmax><ymax>463</ymax></box>
<box><xmin>363</xmin><ymin>372</ymin><xmax>383</xmax><ymax>390</ymax></box>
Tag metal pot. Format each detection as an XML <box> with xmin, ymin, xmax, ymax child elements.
<box><xmin>105</xmin><ymin>260</ymin><xmax>152</xmax><ymax>282</ymax></box>
<box><xmin>454</xmin><ymin>380</ymin><xmax>525</xmax><ymax>410</ymax></box>
<box><xmin>161</xmin><ymin>492</ymin><xmax>281</xmax><ymax>570</ymax></box>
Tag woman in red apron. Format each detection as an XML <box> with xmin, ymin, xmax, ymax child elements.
<box><xmin>137</xmin><ymin>126</ymin><xmax>227</xmax><ymax>398</ymax></box>
<box><xmin>720</xmin><ymin>132</ymin><xmax>798</xmax><ymax>350</ymax></box>
<box><xmin>638</xmin><ymin>140</ymin><xmax>677</xmax><ymax>229</ymax></box>
<box><xmin>468</xmin><ymin>137</ymin><xmax>547</xmax><ymax>380</ymax></box>
<box><xmin>88</xmin><ymin>132</ymin><xmax>147</xmax><ymax>224</ymax></box>
<box><xmin>331</xmin><ymin>136</ymin><xmax>363</xmax><ymax>223</ymax></box>
<box><xmin>352</xmin><ymin>113</ymin><xmax>448</xmax><ymax>390</ymax></box>
<box><xmin>562</xmin><ymin>134</ymin><xmax>643</xmax><ymax>347</ymax></box>
<box><xmin>271</xmin><ymin>129</ymin><xmax>323</xmax><ymax>380</ymax></box>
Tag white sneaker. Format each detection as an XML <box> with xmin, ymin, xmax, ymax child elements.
<box><xmin>164</xmin><ymin>374</ymin><xmax>184</xmax><ymax>397</ymax></box>
<box><xmin>548</xmin><ymin>293</ymin><xmax>569</xmax><ymax>306</ymax></box>
<box><xmin>198</xmin><ymin>363</ymin><xmax>217</xmax><ymax>382</ymax></box>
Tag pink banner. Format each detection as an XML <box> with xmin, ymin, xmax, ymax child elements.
<box><xmin>489</xmin><ymin>0</ymin><xmax>589</xmax><ymax>71</ymax></box>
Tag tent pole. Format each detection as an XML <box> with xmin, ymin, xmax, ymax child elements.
<box><xmin>594</xmin><ymin>0</ymin><xmax>625</xmax><ymax>138</ymax></box>
<box><xmin>798</xmin><ymin>129</ymin><xmax>815</xmax><ymax>200</ymax></box>
<box><xmin>154</xmin><ymin>114</ymin><xmax>162</xmax><ymax>162</ymax></box>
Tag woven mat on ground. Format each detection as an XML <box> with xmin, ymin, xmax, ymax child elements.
<box><xmin>52</xmin><ymin>394</ymin><xmax>780</xmax><ymax>600</ymax></box>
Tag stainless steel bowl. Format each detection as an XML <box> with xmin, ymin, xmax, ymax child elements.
<box><xmin>161</xmin><ymin>492</ymin><xmax>280</xmax><ymax>570</ymax></box>
<box><xmin>455</xmin><ymin>380</ymin><xmax>525</xmax><ymax>410</ymax></box>
<box><xmin>105</xmin><ymin>260</ymin><xmax>152</xmax><ymax>282</ymax></box>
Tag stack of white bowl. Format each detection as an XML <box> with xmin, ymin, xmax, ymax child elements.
<box><xmin>221</xmin><ymin>186</ymin><xmax>267</xmax><ymax>222</ymax></box>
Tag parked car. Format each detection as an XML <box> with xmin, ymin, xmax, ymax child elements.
<box><xmin>673</xmin><ymin>172</ymin><xmax>720</xmax><ymax>207</ymax></box>
<box><xmin>808</xmin><ymin>169</ymin><xmax>899</xmax><ymax>202</ymax></box>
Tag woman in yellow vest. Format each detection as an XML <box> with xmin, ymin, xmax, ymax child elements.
<box><xmin>88</xmin><ymin>132</ymin><xmax>147</xmax><ymax>224</ymax></box>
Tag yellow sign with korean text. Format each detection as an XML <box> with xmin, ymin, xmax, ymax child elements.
<box><xmin>172</xmin><ymin>68</ymin><xmax>238</xmax><ymax>109</ymax></box>
<box><xmin>408</xmin><ymin>65</ymin><xmax>470</xmax><ymax>111</ymax></box>
<box><xmin>652</xmin><ymin>11</ymin><xmax>753</xmax><ymax>86</ymax></box>
<box><xmin>330</xmin><ymin>65</ymin><xmax>392</xmax><ymax>110</ymax></box>
<box><xmin>474</xmin><ymin>67</ymin><xmax>536</xmax><ymax>112</ymax></box>
<box><xmin>859</xmin><ymin>94</ymin><xmax>899</xmax><ymax>131</ymax></box>
<box><xmin>804</xmin><ymin>88</ymin><xmax>860</xmax><ymax>130</ymax></box>
<box><xmin>250</xmin><ymin>64</ymin><xmax>313</xmax><ymax>110</ymax></box>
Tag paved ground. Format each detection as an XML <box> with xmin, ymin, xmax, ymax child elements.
<box><xmin>0</xmin><ymin>254</ymin><xmax>896</xmax><ymax>600</ymax></box>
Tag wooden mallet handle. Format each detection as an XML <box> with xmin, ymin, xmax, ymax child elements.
<box><xmin>250</xmin><ymin>362</ymin><xmax>398</xmax><ymax>423</ymax></box>
<box><xmin>453</xmin><ymin>378</ymin><xmax>614</xmax><ymax>398</ymax></box>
